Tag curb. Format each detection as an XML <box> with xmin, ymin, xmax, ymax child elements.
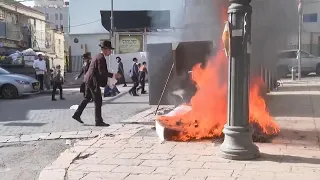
<box><xmin>37</xmin><ymin>105</ymin><xmax>171</xmax><ymax>180</ymax></box>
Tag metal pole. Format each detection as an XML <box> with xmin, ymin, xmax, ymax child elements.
<box><xmin>108</xmin><ymin>0</ymin><xmax>114</xmax><ymax>68</ymax></box>
<box><xmin>219</xmin><ymin>0</ymin><xmax>260</xmax><ymax>160</ymax></box>
<box><xmin>298</xmin><ymin>1</ymin><xmax>302</xmax><ymax>80</ymax></box>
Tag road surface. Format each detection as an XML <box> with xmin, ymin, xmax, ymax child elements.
<box><xmin>0</xmin><ymin>85</ymin><xmax>150</xmax><ymax>180</ymax></box>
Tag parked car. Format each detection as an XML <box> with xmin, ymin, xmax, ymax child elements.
<box><xmin>276</xmin><ymin>50</ymin><xmax>320</xmax><ymax>77</ymax></box>
<box><xmin>0</xmin><ymin>67</ymin><xmax>40</xmax><ymax>99</ymax></box>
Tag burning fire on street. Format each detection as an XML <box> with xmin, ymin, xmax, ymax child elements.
<box><xmin>156</xmin><ymin>7</ymin><xmax>280</xmax><ymax>142</ymax></box>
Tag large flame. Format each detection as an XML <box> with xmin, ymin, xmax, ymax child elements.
<box><xmin>157</xmin><ymin>6</ymin><xmax>280</xmax><ymax>141</ymax></box>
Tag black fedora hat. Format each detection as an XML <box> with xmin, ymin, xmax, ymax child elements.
<box><xmin>99</xmin><ymin>40</ymin><xmax>114</xmax><ymax>49</ymax></box>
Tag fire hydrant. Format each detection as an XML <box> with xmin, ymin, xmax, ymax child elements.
<box><xmin>291</xmin><ymin>67</ymin><xmax>296</xmax><ymax>80</ymax></box>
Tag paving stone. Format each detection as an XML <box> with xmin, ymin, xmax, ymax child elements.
<box><xmin>153</xmin><ymin>167</ymin><xmax>189</xmax><ymax>176</ymax></box>
<box><xmin>38</xmin><ymin>169</ymin><xmax>65</xmax><ymax>180</ymax></box>
<box><xmin>41</xmin><ymin>132</ymin><xmax>61</xmax><ymax>140</ymax></box>
<box><xmin>124</xmin><ymin>174</ymin><xmax>171</xmax><ymax>180</ymax></box>
<box><xmin>186</xmin><ymin>169</ymin><xmax>233</xmax><ymax>177</ymax></box>
<box><xmin>171</xmin><ymin>176</ymin><xmax>206</xmax><ymax>180</ymax></box>
<box><xmin>73</xmin><ymin>164</ymin><xmax>118</xmax><ymax>172</ymax></box>
<box><xmin>137</xmin><ymin>153</ymin><xmax>174</xmax><ymax>160</ymax></box>
<box><xmin>67</xmin><ymin>170</ymin><xmax>89</xmax><ymax>180</ymax></box>
<box><xmin>112</xmin><ymin>165</ymin><xmax>156</xmax><ymax>174</ymax></box>
<box><xmin>203</xmin><ymin>162</ymin><xmax>245</xmax><ymax>170</ymax></box>
<box><xmin>81</xmin><ymin>172</ymin><xmax>129</xmax><ymax>180</ymax></box>
<box><xmin>121</xmin><ymin>147</ymin><xmax>152</xmax><ymax>153</ymax></box>
<box><xmin>141</xmin><ymin>160</ymin><xmax>172</xmax><ymax>167</ymax></box>
<box><xmin>232</xmin><ymin>170</ymin><xmax>276</xmax><ymax>179</ymax></box>
<box><xmin>46</xmin><ymin>152</ymin><xmax>79</xmax><ymax>169</ymax></box>
<box><xmin>116</xmin><ymin>152</ymin><xmax>141</xmax><ymax>159</ymax></box>
<box><xmin>0</xmin><ymin>136</ymin><xmax>15</xmax><ymax>143</ymax></box>
<box><xmin>100</xmin><ymin>158</ymin><xmax>143</xmax><ymax>166</ymax></box>
<box><xmin>172</xmin><ymin>154</ymin><xmax>200</xmax><ymax>161</ymax></box>
<box><xmin>169</xmin><ymin>161</ymin><xmax>204</xmax><ymax>169</ymax></box>
<box><xmin>6</xmin><ymin>136</ymin><xmax>21</xmax><ymax>142</ymax></box>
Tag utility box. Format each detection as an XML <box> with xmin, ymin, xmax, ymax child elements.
<box><xmin>147</xmin><ymin>41</ymin><xmax>213</xmax><ymax>106</ymax></box>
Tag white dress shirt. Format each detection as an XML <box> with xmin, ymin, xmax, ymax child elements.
<box><xmin>33</xmin><ymin>59</ymin><xmax>47</xmax><ymax>75</ymax></box>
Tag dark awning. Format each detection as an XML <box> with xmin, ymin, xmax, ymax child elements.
<box><xmin>100</xmin><ymin>10</ymin><xmax>170</xmax><ymax>32</ymax></box>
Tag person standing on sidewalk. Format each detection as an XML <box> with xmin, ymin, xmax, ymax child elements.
<box><xmin>137</xmin><ymin>61</ymin><xmax>148</xmax><ymax>94</ymax></box>
<box><xmin>116</xmin><ymin>56</ymin><xmax>127</xmax><ymax>87</ymax></box>
<box><xmin>51</xmin><ymin>65</ymin><xmax>65</xmax><ymax>101</ymax></box>
<box><xmin>72</xmin><ymin>40</ymin><xmax>121</xmax><ymax>126</ymax></box>
<box><xmin>75</xmin><ymin>53</ymin><xmax>91</xmax><ymax>97</ymax></box>
<box><xmin>33</xmin><ymin>54</ymin><xmax>47</xmax><ymax>91</ymax></box>
<box><xmin>129</xmin><ymin>57</ymin><xmax>139</xmax><ymax>96</ymax></box>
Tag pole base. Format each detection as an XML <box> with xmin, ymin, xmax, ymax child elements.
<box><xmin>219</xmin><ymin>125</ymin><xmax>260</xmax><ymax>160</ymax></box>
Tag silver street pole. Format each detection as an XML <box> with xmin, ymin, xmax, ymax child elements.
<box><xmin>298</xmin><ymin>1</ymin><xmax>302</xmax><ymax>80</ymax></box>
<box><xmin>109</xmin><ymin>0</ymin><xmax>114</xmax><ymax>68</ymax></box>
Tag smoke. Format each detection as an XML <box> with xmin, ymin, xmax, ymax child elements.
<box><xmin>251</xmin><ymin>0</ymin><xmax>299</xmax><ymax>73</ymax></box>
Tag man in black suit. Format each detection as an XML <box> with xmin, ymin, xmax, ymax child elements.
<box><xmin>116</xmin><ymin>56</ymin><xmax>127</xmax><ymax>87</ymax></box>
<box><xmin>72</xmin><ymin>40</ymin><xmax>121</xmax><ymax>126</ymax></box>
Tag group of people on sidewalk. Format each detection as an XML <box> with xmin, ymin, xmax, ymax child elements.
<box><xmin>71</xmin><ymin>40</ymin><xmax>148</xmax><ymax>126</ymax></box>
<box><xmin>76</xmin><ymin>50</ymin><xmax>148</xmax><ymax>98</ymax></box>
<box><xmin>33</xmin><ymin>40</ymin><xmax>148</xmax><ymax>127</ymax></box>
<box><xmin>33</xmin><ymin>54</ymin><xmax>65</xmax><ymax>101</ymax></box>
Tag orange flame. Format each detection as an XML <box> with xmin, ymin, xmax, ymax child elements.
<box><xmin>157</xmin><ymin>6</ymin><xmax>280</xmax><ymax>141</ymax></box>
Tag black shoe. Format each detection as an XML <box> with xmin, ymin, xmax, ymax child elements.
<box><xmin>95</xmin><ymin>122</ymin><xmax>110</xmax><ymax>127</ymax></box>
<box><xmin>72</xmin><ymin>115</ymin><xmax>84</xmax><ymax>124</ymax></box>
<box><xmin>123</xmin><ymin>84</ymin><xmax>127</xmax><ymax>87</ymax></box>
<box><xmin>60</xmin><ymin>97</ymin><xmax>65</xmax><ymax>100</ymax></box>
<box><xmin>133</xmin><ymin>94</ymin><xmax>139</xmax><ymax>96</ymax></box>
<box><xmin>52</xmin><ymin>98</ymin><xmax>57</xmax><ymax>101</ymax></box>
<box><xmin>141</xmin><ymin>91</ymin><xmax>147</xmax><ymax>94</ymax></box>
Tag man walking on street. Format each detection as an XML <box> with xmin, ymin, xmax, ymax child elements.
<box><xmin>137</xmin><ymin>61</ymin><xmax>148</xmax><ymax>94</ymax></box>
<box><xmin>72</xmin><ymin>40</ymin><xmax>121</xmax><ymax>126</ymax></box>
<box><xmin>33</xmin><ymin>54</ymin><xmax>47</xmax><ymax>90</ymax></box>
<box><xmin>129</xmin><ymin>57</ymin><xmax>139</xmax><ymax>96</ymax></box>
<box><xmin>116</xmin><ymin>56</ymin><xmax>127</xmax><ymax>87</ymax></box>
<box><xmin>51</xmin><ymin>65</ymin><xmax>65</xmax><ymax>101</ymax></box>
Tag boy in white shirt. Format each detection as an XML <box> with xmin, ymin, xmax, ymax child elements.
<box><xmin>33</xmin><ymin>54</ymin><xmax>47</xmax><ymax>90</ymax></box>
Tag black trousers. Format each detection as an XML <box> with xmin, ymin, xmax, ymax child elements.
<box><xmin>116</xmin><ymin>72</ymin><xmax>126</xmax><ymax>86</ymax></box>
<box><xmin>129</xmin><ymin>76</ymin><xmax>139</xmax><ymax>95</ymax></box>
<box><xmin>52</xmin><ymin>82</ymin><xmax>63</xmax><ymax>99</ymax></box>
<box><xmin>36</xmin><ymin>74</ymin><xmax>44</xmax><ymax>90</ymax></box>
<box><xmin>74</xmin><ymin>84</ymin><xmax>103</xmax><ymax>123</ymax></box>
<box><xmin>140</xmin><ymin>79</ymin><xmax>145</xmax><ymax>92</ymax></box>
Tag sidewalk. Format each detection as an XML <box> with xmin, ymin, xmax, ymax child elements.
<box><xmin>38</xmin><ymin>79</ymin><xmax>320</xmax><ymax>180</ymax></box>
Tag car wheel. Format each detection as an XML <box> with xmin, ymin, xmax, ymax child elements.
<box><xmin>0</xmin><ymin>84</ymin><xmax>19</xmax><ymax>99</ymax></box>
<box><xmin>316</xmin><ymin>64</ymin><xmax>320</xmax><ymax>76</ymax></box>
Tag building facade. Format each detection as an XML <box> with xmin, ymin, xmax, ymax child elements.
<box><xmin>0</xmin><ymin>1</ymin><xmax>46</xmax><ymax>54</ymax></box>
<box><xmin>286</xmin><ymin>0</ymin><xmax>320</xmax><ymax>56</ymax></box>
<box><xmin>68</xmin><ymin>0</ymin><xmax>187</xmax><ymax>57</ymax></box>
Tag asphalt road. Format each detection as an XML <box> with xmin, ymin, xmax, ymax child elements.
<box><xmin>0</xmin><ymin>85</ymin><xmax>150</xmax><ymax>180</ymax></box>
<box><xmin>0</xmin><ymin>140</ymin><xmax>68</xmax><ymax>180</ymax></box>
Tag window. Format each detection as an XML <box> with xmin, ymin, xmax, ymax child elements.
<box><xmin>60</xmin><ymin>13</ymin><xmax>63</xmax><ymax>20</ymax></box>
<box><xmin>0</xmin><ymin>67</ymin><xmax>10</xmax><ymax>74</ymax></box>
<box><xmin>303</xmin><ymin>13</ymin><xmax>318</xmax><ymax>23</ymax></box>
<box><xmin>60</xmin><ymin>25</ymin><xmax>63</xmax><ymax>31</ymax></box>
<box><xmin>300</xmin><ymin>51</ymin><xmax>310</xmax><ymax>58</ymax></box>
<box><xmin>45</xmin><ymin>13</ymin><xmax>49</xmax><ymax>20</ymax></box>
<box><xmin>55</xmin><ymin>13</ymin><xmax>58</xmax><ymax>20</ymax></box>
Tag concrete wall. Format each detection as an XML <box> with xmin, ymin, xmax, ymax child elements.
<box><xmin>69</xmin><ymin>33</ymin><xmax>109</xmax><ymax>56</ymax></box>
<box><xmin>147</xmin><ymin>43</ymin><xmax>173</xmax><ymax>105</ymax></box>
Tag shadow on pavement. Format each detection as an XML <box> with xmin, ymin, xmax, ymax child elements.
<box><xmin>256</xmin><ymin>153</ymin><xmax>320</xmax><ymax>165</ymax></box>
